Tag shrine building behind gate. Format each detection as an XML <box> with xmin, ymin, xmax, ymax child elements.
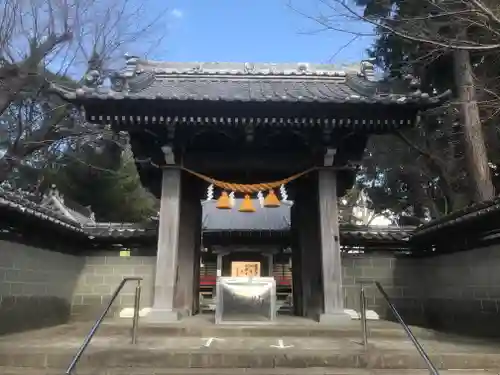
<box><xmin>52</xmin><ymin>57</ymin><xmax>446</xmax><ymax>323</ymax></box>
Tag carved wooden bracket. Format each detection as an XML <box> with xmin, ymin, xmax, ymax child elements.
<box><xmin>161</xmin><ymin>145</ymin><xmax>175</xmax><ymax>165</ymax></box>
<box><xmin>245</xmin><ymin>125</ymin><xmax>254</xmax><ymax>143</ymax></box>
<box><xmin>324</xmin><ymin>148</ymin><xmax>337</xmax><ymax>166</ymax></box>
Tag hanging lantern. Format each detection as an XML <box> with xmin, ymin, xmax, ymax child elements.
<box><xmin>264</xmin><ymin>189</ymin><xmax>280</xmax><ymax>208</ymax></box>
<box><xmin>239</xmin><ymin>194</ymin><xmax>256</xmax><ymax>213</ymax></box>
<box><xmin>216</xmin><ymin>191</ymin><xmax>232</xmax><ymax>209</ymax></box>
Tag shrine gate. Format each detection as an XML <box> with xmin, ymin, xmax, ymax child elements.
<box><xmin>53</xmin><ymin>57</ymin><xmax>446</xmax><ymax>323</ymax></box>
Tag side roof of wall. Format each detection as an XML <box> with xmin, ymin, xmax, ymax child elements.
<box><xmin>411</xmin><ymin>196</ymin><xmax>500</xmax><ymax>247</ymax></box>
<box><xmin>0</xmin><ymin>186</ymin><xmax>413</xmax><ymax>246</ymax></box>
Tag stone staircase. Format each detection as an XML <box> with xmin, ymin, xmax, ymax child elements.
<box><xmin>0</xmin><ymin>319</ymin><xmax>497</xmax><ymax>374</ymax></box>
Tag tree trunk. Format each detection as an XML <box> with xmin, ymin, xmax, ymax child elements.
<box><xmin>453</xmin><ymin>49</ymin><xmax>495</xmax><ymax>202</ymax></box>
<box><xmin>0</xmin><ymin>158</ymin><xmax>14</xmax><ymax>182</ymax></box>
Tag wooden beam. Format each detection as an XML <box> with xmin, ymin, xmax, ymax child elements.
<box><xmin>182</xmin><ymin>152</ymin><xmax>318</xmax><ymax>173</ymax></box>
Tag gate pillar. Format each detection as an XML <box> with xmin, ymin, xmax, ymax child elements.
<box><xmin>147</xmin><ymin>169</ymin><xmax>201</xmax><ymax>322</ymax></box>
<box><xmin>318</xmin><ymin>169</ymin><xmax>350</xmax><ymax>324</ymax></box>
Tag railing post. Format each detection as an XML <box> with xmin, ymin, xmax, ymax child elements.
<box><xmin>359</xmin><ymin>284</ymin><xmax>368</xmax><ymax>350</ymax></box>
<box><xmin>131</xmin><ymin>280</ymin><xmax>142</xmax><ymax>345</ymax></box>
<box><xmin>374</xmin><ymin>282</ymin><xmax>440</xmax><ymax>375</ymax></box>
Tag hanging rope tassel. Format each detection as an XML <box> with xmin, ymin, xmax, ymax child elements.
<box><xmin>239</xmin><ymin>194</ymin><xmax>256</xmax><ymax>212</ymax></box>
<box><xmin>264</xmin><ymin>189</ymin><xmax>280</xmax><ymax>208</ymax></box>
<box><xmin>216</xmin><ymin>191</ymin><xmax>232</xmax><ymax>209</ymax></box>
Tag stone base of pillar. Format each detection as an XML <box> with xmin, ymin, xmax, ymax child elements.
<box><xmin>318</xmin><ymin>311</ymin><xmax>352</xmax><ymax>325</ymax></box>
<box><xmin>143</xmin><ymin>308</ymin><xmax>181</xmax><ymax>323</ymax></box>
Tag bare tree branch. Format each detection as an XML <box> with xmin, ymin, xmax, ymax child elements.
<box><xmin>0</xmin><ymin>0</ymin><xmax>171</xmax><ymax>181</ymax></box>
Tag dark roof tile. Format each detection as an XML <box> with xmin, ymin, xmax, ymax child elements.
<box><xmin>412</xmin><ymin>196</ymin><xmax>500</xmax><ymax>242</ymax></box>
<box><xmin>51</xmin><ymin>59</ymin><xmax>450</xmax><ymax>106</ymax></box>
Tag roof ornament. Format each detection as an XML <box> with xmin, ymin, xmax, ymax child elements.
<box><xmin>109</xmin><ymin>72</ymin><xmax>127</xmax><ymax>92</ymax></box>
<box><xmin>269</xmin><ymin>63</ymin><xmax>278</xmax><ymax>75</ymax></box>
<box><xmin>106</xmin><ymin>53</ymin><xmax>141</xmax><ymax>92</ymax></box>
<box><xmin>46</xmin><ymin>184</ymin><xmax>61</xmax><ymax>199</ymax></box>
<box><xmin>244</xmin><ymin>62</ymin><xmax>256</xmax><ymax>74</ymax></box>
<box><xmin>84</xmin><ymin>53</ymin><xmax>104</xmax><ymax>88</ymax></box>
<box><xmin>360</xmin><ymin>60</ymin><xmax>376</xmax><ymax>81</ymax></box>
<box><xmin>123</xmin><ymin>53</ymin><xmax>140</xmax><ymax>77</ymax></box>
<box><xmin>403</xmin><ymin>73</ymin><xmax>421</xmax><ymax>93</ymax></box>
<box><xmin>84</xmin><ymin>69</ymin><xmax>102</xmax><ymax>88</ymax></box>
<box><xmin>297</xmin><ymin>63</ymin><xmax>309</xmax><ymax>74</ymax></box>
<box><xmin>192</xmin><ymin>63</ymin><xmax>204</xmax><ymax>74</ymax></box>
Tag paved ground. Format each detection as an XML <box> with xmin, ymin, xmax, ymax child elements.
<box><xmin>2</xmin><ymin>333</ymin><xmax>500</xmax><ymax>354</ymax></box>
<box><xmin>2</xmin><ymin>318</ymin><xmax>499</xmax><ymax>353</ymax></box>
<box><xmin>0</xmin><ymin>367</ymin><xmax>494</xmax><ymax>375</ymax></box>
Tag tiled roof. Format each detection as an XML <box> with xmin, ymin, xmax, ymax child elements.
<box><xmin>0</xmin><ymin>188</ymin><xmax>86</xmax><ymax>233</ymax></box>
<box><xmin>0</xmin><ymin>187</ymin><xmax>154</xmax><ymax>239</ymax></box>
<box><xmin>412</xmin><ymin>196</ymin><xmax>500</xmax><ymax>242</ymax></box>
<box><xmin>51</xmin><ymin>57</ymin><xmax>449</xmax><ymax>106</ymax></box>
<box><xmin>201</xmin><ymin>199</ymin><xmax>412</xmax><ymax>242</ymax></box>
<box><xmin>0</xmin><ymin>188</ymin><xmax>412</xmax><ymax>244</ymax></box>
<box><xmin>40</xmin><ymin>186</ymin><xmax>96</xmax><ymax>225</ymax></box>
<box><xmin>339</xmin><ymin>227</ymin><xmax>414</xmax><ymax>243</ymax></box>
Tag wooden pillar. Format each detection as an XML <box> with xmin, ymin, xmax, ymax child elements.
<box><xmin>290</xmin><ymin>202</ymin><xmax>303</xmax><ymax>317</ymax></box>
<box><xmin>191</xmin><ymin>213</ymin><xmax>202</xmax><ymax>315</ymax></box>
<box><xmin>216</xmin><ymin>253</ymin><xmax>224</xmax><ymax>276</ymax></box>
<box><xmin>266</xmin><ymin>254</ymin><xmax>273</xmax><ymax>277</ymax></box>
<box><xmin>147</xmin><ymin>168</ymin><xmax>182</xmax><ymax>322</ymax></box>
<box><xmin>318</xmin><ymin>169</ymin><xmax>349</xmax><ymax>324</ymax></box>
<box><xmin>291</xmin><ymin>176</ymin><xmax>323</xmax><ymax>319</ymax></box>
<box><xmin>175</xmin><ymin>176</ymin><xmax>201</xmax><ymax>316</ymax></box>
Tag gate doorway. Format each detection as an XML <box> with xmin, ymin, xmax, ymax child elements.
<box><xmin>198</xmin><ymin>199</ymin><xmax>293</xmax><ymax>316</ymax></box>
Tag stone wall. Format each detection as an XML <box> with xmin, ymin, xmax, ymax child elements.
<box><xmin>421</xmin><ymin>245</ymin><xmax>500</xmax><ymax>336</ymax></box>
<box><xmin>3</xmin><ymin>236</ymin><xmax>500</xmax><ymax>337</ymax></box>
<box><xmin>342</xmin><ymin>246</ymin><xmax>500</xmax><ymax>336</ymax></box>
<box><xmin>0</xmin><ymin>240</ymin><xmax>83</xmax><ymax>334</ymax></box>
<box><xmin>71</xmin><ymin>251</ymin><xmax>155</xmax><ymax>320</ymax></box>
<box><xmin>342</xmin><ymin>253</ymin><xmax>426</xmax><ymax>324</ymax></box>
<box><xmin>0</xmin><ymin>240</ymin><xmax>155</xmax><ymax>334</ymax></box>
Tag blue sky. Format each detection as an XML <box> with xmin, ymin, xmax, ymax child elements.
<box><xmin>151</xmin><ymin>0</ymin><xmax>374</xmax><ymax>64</ymax></box>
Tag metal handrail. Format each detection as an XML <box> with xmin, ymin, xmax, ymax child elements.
<box><xmin>360</xmin><ymin>281</ymin><xmax>440</xmax><ymax>375</ymax></box>
<box><xmin>66</xmin><ymin>277</ymin><xmax>143</xmax><ymax>375</ymax></box>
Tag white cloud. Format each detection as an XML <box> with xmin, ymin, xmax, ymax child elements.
<box><xmin>171</xmin><ymin>8</ymin><xmax>183</xmax><ymax>19</ymax></box>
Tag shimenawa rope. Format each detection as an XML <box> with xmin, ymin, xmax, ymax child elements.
<box><xmin>180</xmin><ymin>167</ymin><xmax>317</xmax><ymax>194</ymax></box>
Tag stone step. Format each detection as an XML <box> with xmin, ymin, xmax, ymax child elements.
<box><xmin>0</xmin><ymin>367</ymin><xmax>491</xmax><ymax>375</ymax></box>
<box><xmin>2</xmin><ymin>347</ymin><xmax>500</xmax><ymax>370</ymax></box>
<box><xmin>75</xmin><ymin>321</ymin><xmax>439</xmax><ymax>340</ymax></box>
<box><xmin>3</xmin><ymin>324</ymin><xmax>500</xmax><ymax>371</ymax></box>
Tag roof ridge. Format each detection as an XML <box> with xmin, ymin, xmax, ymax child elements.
<box><xmin>131</xmin><ymin>59</ymin><xmax>371</xmax><ymax>77</ymax></box>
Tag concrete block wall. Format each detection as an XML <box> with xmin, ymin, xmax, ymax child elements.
<box><xmin>0</xmin><ymin>240</ymin><xmax>83</xmax><ymax>334</ymax></box>
<box><xmin>342</xmin><ymin>253</ymin><xmax>427</xmax><ymax>324</ymax></box>
<box><xmin>3</xmin><ymin>235</ymin><xmax>500</xmax><ymax>337</ymax></box>
<box><xmin>0</xmin><ymin>240</ymin><xmax>156</xmax><ymax>334</ymax></box>
<box><xmin>71</xmin><ymin>252</ymin><xmax>155</xmax><ymax>320</ymax></box>
<box><xmin>342</xmin><ymin>246</ymin><xmax>500</xmax><ymax>336</ymax></box>
<box><xmin>420</xmin><ymin>245</ymin><xmax>500</xmax><ymax>335</ymax></box>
